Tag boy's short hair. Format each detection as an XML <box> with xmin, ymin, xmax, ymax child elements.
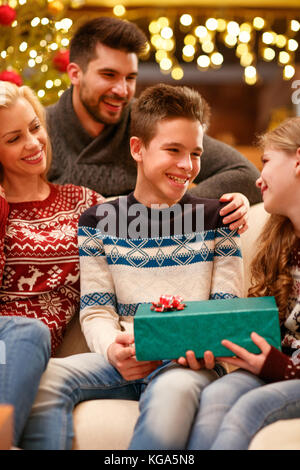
<box><xmin>130</xmin><ymin>83</ymin><xmax>210</xmax><ymax>147</ymax></box>
<box><xmin>70</xmin><ymin>17</ymin><xmax>148</xmax><ymax>71</ymax></box>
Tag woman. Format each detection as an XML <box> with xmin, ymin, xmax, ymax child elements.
<box><xmin>0</xmin><ymin>80</ymin><xmax>104</xmax><ymax>446</ymax></box>
<box><xmin>186</xmin><ymin>116</ymin><xmax>300</xmax><ymax>450</ymax></box>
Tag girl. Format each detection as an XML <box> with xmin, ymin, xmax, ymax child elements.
<box><xmin>186</xmin><ymin>116</ymin><xmax>300</xmax><ymax>450</ymax></box>
<box><xmin>0</xmin><ymin>80</ymin><xmax>105</xmax><ymax>446</ymax></box>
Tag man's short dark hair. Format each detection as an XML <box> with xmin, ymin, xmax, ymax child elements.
<box><xmin>131</xmin><ymin>83</ymin><xmax>211</xmax><ymax>147</ymax></box>
<box><xmin>70</xmin><ymin>16</ymin><xmax>148</xmax><ymax>70</ymax></box>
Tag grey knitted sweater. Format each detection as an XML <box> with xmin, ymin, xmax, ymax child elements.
<box><xmin>46</xmin><ymin>87</ymin><xmax>262</xmax><ymax>204</ymax></box>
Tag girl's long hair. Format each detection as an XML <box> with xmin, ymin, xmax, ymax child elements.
<box><xmin>248</xmin><ymin>117</ymin><xmax>300</xmax><ymax>320</ymax></box>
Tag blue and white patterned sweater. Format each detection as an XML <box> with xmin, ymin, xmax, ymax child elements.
<box><xmin>78</xmin><ymin>192</ymin><xmax>244</xmax><ymax>358</ymax></box>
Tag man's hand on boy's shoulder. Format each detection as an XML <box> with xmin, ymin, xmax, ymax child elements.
<box><xmin>176</xmin><ymin>350</ymin><xmax>215</xmax><ymax>370</ymax></box>
<box><xmin>107</xmin><ymin>333</ymin><xmax>162</xmax><ymax>380</ymax></box>
<box><xmin>219</xmin><ymin>192</ymin><xmax>249</xmax><ymax>234</ymax></box>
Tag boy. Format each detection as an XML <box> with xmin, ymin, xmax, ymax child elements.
<box><xmin>21</xmin><ymin>84</ymin><xmax>243</xmax><ymax>450</ymax></box>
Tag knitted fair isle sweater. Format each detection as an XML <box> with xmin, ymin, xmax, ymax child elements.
<box><xmin>78</xmin><ymin>192</ymin><xmax>244</xmax><ymax>359</ymax></box>
<box><xmin>0</xmin><ymin>184</ymin><xmax>104</xmax><ymax>354</ymax></box>
<box><xmin>46</xmin><ymin>87</ymin><xmax>262</xmax><ymax>204</ymax></box>
<box><xmin>259</xmin><ymin>241</ymin><xmax>300</xmax><ymax>383</ymax></box>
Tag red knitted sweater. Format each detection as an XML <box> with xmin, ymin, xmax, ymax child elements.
<box><xmin>0</xmin><ymin>183</ymin><xmax>104</xmax><ymax>354</ymax></box>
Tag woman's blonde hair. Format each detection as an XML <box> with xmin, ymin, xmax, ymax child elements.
<box><xmin>249</xmin><ymin>117</ymin><xmax>300</xmax><ymax>320</ymax></box>
<box><xmin>0</xmin><ymin>80</ymin><xmax>52</xmax><ymax>181</ymax></box>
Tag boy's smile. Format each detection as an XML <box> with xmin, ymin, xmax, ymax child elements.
<box><xmin>131</xmin><ymin>118</ymin><xmax>204</xmax><ymax>208</ymax></box>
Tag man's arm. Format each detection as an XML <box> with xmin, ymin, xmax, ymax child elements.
<box><xmin>190</xmin><ymin>135</ymin><xmax>262</xmax><ymax>205</ymax></box>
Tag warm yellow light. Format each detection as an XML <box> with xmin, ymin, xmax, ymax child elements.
<box><xmin>46</xmin><ymin>80</ymin><xmax>54</xmax><ymax>89</ymax></box>
<box><xmin>113</xmin><ymin>5</ymin><xmax>126</xmax><ymax>17</ymax></box>
<box><xmin>236</xmin><ymin>43</ymin><xmax>248</xmax><ymax>57</ymax></box>
<box><xmin>157</xmin><ymin>17</ymin><xmax>169</xmax><ymax>28</ymax></box>
<box><xmin>31</xmin><ymin>17</ymin><xmax>40</xmax><ymax>27</ymax></box>
<box><xmin>227</xmin><ymin>21</ymin><xmax>240</xmax><ymax>36</ymax></box>
<box><xmin>149</xmin><ymin>21</ymin><xmax>160</xmax><ymax>34</ymax></box>
<box><xmin>155</xmin><ymin>50</ymin><xmax>167</xmax><ymax>62</ymax></box>
<box><xmin>50</xmin><ymin>43</ymin><xmax>58</xmax><ymax>51</ymax></box>
<box><xmin>54</xmin><ymin>79</ymin><xmax>62</xmax><ymax>86</ymax></box>
<box><xmin>263</xmin><ymin>47</ymin><xmax>275</xmax><ymax>61</ymax></box>
<box><xmin>288</xmin><ymin>39</ymin><xmax>298</xmax><ymax>51</ymax></box>
<box><xmin>41</xmin><ymin>17</ymin><xmax>49</xmax><ymax>25</ymax></box>
<box><xmin>202</xmin><ymin>41</ymin><xmax>214</xmax><ymax>53</ymax></box>
<box><xmin>262</xmin><ymin>31</ymin><xmax>276</xmax><ymax>45</ymax></box>
<box><xmin>1</xmin><ymin>51</ymin><xmax>7</xmax><ymax>58</ymax></box>
<box><xmin>240</xmin><ymin>22</ymin><xmax>252</xmax><ymax>32</ymax></box>
<box><xmin>206</xmin><ymin>18</ymin><xmax>218</xmax><ymax>31</ymax></box>
<box><xmin>197</xmin><ymin>55</ymin><xmax>210</xmax><ymax>68</ymax></box>
<box><xmin>160</xmin><ymin>57</ymin><xmax>172</xmax><ymax>71</ymax></box>
<box><xmin>195</xmin><ymin>26</ymin><xmax>207</xmax><ymax>39</ymax></box>
<box><xmin>239</xmin><ymin>31</ymin><xmax>251</xmax><ymax>43</ymax></box>
<box><xmin>184</xmin><ymin>34</ymin><xmax>196</xmax><ymax>46</ymax></box>
<box><xmin>291</xmin><ymin>20</ymin><xmax>300</xmax><ymax>32</ymax></box>
<box><xmin>216</xmin><ymin>18</ymin><xmax>226</xmax><ymax>32</ymax></box>
<box><xmin>240</xmin><ymin>53</ymin><xmax>254</xmax><ymax>67</ymax></box>
<box><xmin>19</xmin><ymin>42</ymin><xmax>28</xmax><ymax>52</ymax></box>
<box><xmin>61</xmin><ymin>38</ymin><xmax>69</xmax><ymax>47</ymax></box>
<box><xmin>180</xmin><ymin>14</ymin><xmax>193</xmax><ymax>27</ymax></box>
<box><xmin>182</xmin><ymin>44</ymin><xmax>195</xmax><ymax>57</ymax></box>
<box><xmin>211</xmin><ymin>52</ymin><xmax>223</xmax><ymax>66</ymax></box>
<box><xmin>244</xmin><ymin>65</ymin><xmax>256</xmax><ymax>79</ymax></box>
<box><xmin>279</xmin><ymin>51</ymin><xmax>290</xmax><ymax>64</ymax></box>
<box><xmin>28</xmin><ymin>59</ymin><xmax>35</xmax><ymax>68</ymax></box>
<box><xmin>275</xmin><ymin>35</ymin><xmax>287</xmax><ymax>48</ymax></box>
<box><xmin>161</xmin><ymin>27</ymin><xmax>173</xmax><ymax>39</ymax></box>
<box><xmin>41</xmin><ymin>65</ymin><xmax>48</xmax><ymax>73</ymax></box>
<box><xmin>40</xmin><ymin>40</ymin><xmax>47</xmax><ymax>47</ymax></box>
<box><xmin>283</xmin><ymin>64</ymin><xmax>295</xmax><ymax>79</ymax></box>
<box><xmin>245</xmin><ymin>75</ymin><xmax>257</xmax><ymax>85</ymax></box>
<box><xmin>224</xmin><ymin>34</ymin><xmax>237</xmax><ymax>47</ymax></box>
<box><xmin>253</xmin><ymin>17</ymin><xmax>265</xmax><ymax>30</ymax></box>
<box><xmin>171</xmin><ymin>67</ymin><xmax>184</xmax><ymax>80</ymax></box>
<box><xmin>29</xmin><ymin>50</ymin><xmax>37</xmax><ymax>58</ymax></box>
<box><xmin>37</xmin><ymin>90</ymin><xmax>45</xmax><ymax>98</ymax></box>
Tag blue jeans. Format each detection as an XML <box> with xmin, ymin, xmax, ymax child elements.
<box><xmin>0</xmin><ymin>316</ymin><xmax>51</xmax><ymax>446</ymax></box>
<box><xmin>20</xmin><ymin>354</ymin><xmax>225</xmax><ymax>450</ymax></box>
<box><xmin>187</xmin><ymin>369</ymin><xmax>264</xmax><ymax>449</ymax></box>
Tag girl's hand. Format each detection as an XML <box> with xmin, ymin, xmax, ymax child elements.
<box><xmin>176</xmin><ymin>350</ymin><xmax>215</xmax><ymax>370</ymax></box>
<box><xmin>219</xmin><ymin>332</ymin><xmax>271</xmax><ymax>375</ymax></box>
<box><xmin>219</xmin><ymin>193</ymin><xmax>249</xmax><ymax>234</ymax></box>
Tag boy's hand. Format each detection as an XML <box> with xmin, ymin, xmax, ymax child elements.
<box><xmin>176</xmin><ymin>350</ymin><xmax>215</xmax><ymax>370</ymax></box>
<box><xmin>219</xmin><ymin>193</ymin><xmax>249</xmax><ymax>234</ymax></box>
<box><xmin>107</xmin><ymin>333</ymin><xmax>162</xmax><ymax>380</ymax></box>
<box><xmin>219</xmin><ymin>332</ymin><xmax>271</xmax><ymax>375</ymax></box>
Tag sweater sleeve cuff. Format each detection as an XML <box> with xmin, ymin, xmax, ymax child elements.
<box><xmin>259</xmin><ymin>346</ymin><xmax>290</xmax><ymax>383</ymax></box>
<box><xmin>0</xmin><ymin>196</ymin><xmax>9</xmax><ymax>235</ymax></box>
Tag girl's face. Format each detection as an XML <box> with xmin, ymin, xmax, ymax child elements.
<box><xmin>0</xmin><ymin>98</ymin><xmax>47</xmax><ymax>182</ymax></box>
<box><xmin>256</xmin><ymin>146</ymin><xmax>299</xmax><ymax>215</ymax></box>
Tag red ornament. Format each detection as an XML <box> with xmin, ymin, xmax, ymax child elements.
<box><xmin>0</xmin><ymin>70</ymin><xmax>22</xmax><ymax>86</ymax></box>
<box><xmin>52</xmin><ymin>49</ymin><xmax>70</xmax><ymax>72</ymax></box>
<box><xmin>0</xmin><ymin>5</ymin><xmax>17</xmax><ymax>26</ymax></box>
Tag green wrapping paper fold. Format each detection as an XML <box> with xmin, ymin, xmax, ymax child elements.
<box><xmin>134</xmin><ymin>296</ymin><xmax>281</xmax><ymax>361</ymax></box>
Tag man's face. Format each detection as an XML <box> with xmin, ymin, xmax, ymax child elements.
<box><xmin>78</xmin><ymin>43</ymin><xmax>138</xmax><ymax>125</ymax></box>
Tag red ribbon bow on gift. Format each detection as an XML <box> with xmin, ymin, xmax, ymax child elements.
<box><xmin>151</xmin><ymin>295</ymin><xmax>186</xmax><ymax>312</ymax></box>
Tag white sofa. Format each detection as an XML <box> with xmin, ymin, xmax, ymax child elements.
<box><xmin>55</xmin><ymin>202</ymin><xmax>298</xmax><ymax>450</ymax></box>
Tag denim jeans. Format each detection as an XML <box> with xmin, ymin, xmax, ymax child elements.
<box><xmin>0</xmin><ymin>316</ymin><xmax>51</xmax><ymax>446</ymax></box>
<box><xmin>210</xmin><ymin>377</ymin><xmax>300</xmax><ymax>449</ymax></box>
<box><xmin>187</xmin><ymin>369</ymin><xmax>264</xmax><ymax>449</ymax></box>
<box><xmin>20</xmin><ymin>353</ymin><xmax>225</xmax><ymax>450</ymax></box>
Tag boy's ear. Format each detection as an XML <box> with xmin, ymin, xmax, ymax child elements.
<box><xmin>67</xmin><ymin>62</ymin><xmax>82</xmax><ymax>85</ymax></box>
<box><xmin>130</xmin><ymin>136</ymin><xmax>143</xmax><ymax>163</ymax></box>
<box><xmin>295</xmin><ymin>147</ymin><xmax>300</xmax><ymax>177</ymax></box>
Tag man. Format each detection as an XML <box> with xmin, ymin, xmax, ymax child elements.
<box><xmin>46</xmin><ymin>16</ymin><xmax>261</xmax><ymax>205</ymax></box>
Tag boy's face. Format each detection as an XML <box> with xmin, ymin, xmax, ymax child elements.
<box><xmin>131</xmin><ymin>117</ymin><xmax>204</xmax><ymax>207</ymax></box>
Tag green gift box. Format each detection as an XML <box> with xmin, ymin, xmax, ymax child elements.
<box><xmin>134</xmin><ymin>296</ymin><xmax>282</xmax><ymax>361</ymax></box>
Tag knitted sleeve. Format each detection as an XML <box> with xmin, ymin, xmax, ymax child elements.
<box><xmin>190</xmin><ymin>134</ymin><xmax>262</xmax><ymax>205</ymax></box>
<box><xmin>210</xmin><ymin>227</ymin><xmax>244</xmax><ymax>300</ymax></box>
<box><xmin>259</xmin><ymin>346</ymin><xmax>300</xmax><ymax>383</ymax></box>
<box><xmin>78</xmin><ymin>209</ymin><xmax>124</xmax><ymax>359</ymax></box>
<box><xmin>0</xmin><ymin>194</ymin><xmax>9</xmax><ymax>288</ymax></box>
